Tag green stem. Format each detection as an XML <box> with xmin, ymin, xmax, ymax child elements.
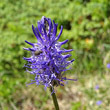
<box><xmin>50</xmin><ymin>87</ymin><xmax>60</xmax><ymax>110</ymax></box>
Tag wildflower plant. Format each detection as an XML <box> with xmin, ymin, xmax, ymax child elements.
<box><xmin>23</xmin><ymin>16</ymin><xmax>76</xmax><ymax>110</ymax></box>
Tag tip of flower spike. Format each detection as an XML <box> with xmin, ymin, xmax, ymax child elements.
<box><xmin>71</xmin><ymin>59</ymin><xmax>75</xmax><ymax>62</ymax></box>
<box><xmin>41</xmin><ymin>16</ymin><xmax>46</xmax><ymax>21</ymax></box>
<box><xmin>62</xmin><ymin>77</ymin><xmax>77</xmax><ymax>81</ymax></box>
<box><xmin>32</xmin><ymin>25</ymin><xmax>37</xmax><ymax>37</ymax></box>
<box><xmin>29</xmin><ymin>48</ymin><xmax>35</xmax><ymax>51</ymax></box>
<box><xmin>53</xmin><ymin>19</ymin><xmax>58</xmax><ymax>24</ymax></box>
<box><xmin>25</xmin><ymin>40</ymin><xmax>34</xmax><ymax>46</ymax></box>
<box><xmin>23</xmin><ymin>47</ymin><xmax>29</xmax><ymax>51</ymax></box>
<box><xmin>32</xmin><ymin>24</ymin><xmax>34</xmax><ymax>27</ymax></box>
<box><xmin>59</xmin><ymin>40</ymin><xmax>69</xmax><ymax>46</ymax></box>
<box><xmin>32</xmin><ymin>25</ymin><xmax>44</xmax><ymax>43</ymax></box>
<box><xmin>69</xmin><ymin>49</ymin><xmax>74</xmax><ymax>51</ymax></box>
<box><xmin>23</xmin><ymin>57</ymin><xmax>31</xmax><ymax>61</ymax></box>
<box><xmin>56</xmin><ymin>25</ymin><xmax>63</xmax><ymax>41</ymax></box>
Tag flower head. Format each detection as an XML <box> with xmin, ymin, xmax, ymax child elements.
<box><xmin>23</xmin><ymin>16</ymin><xmax>76</xmax><ymax>90</ymax></box>
<box><xmin>107</xmin><ymin>63</ymin><xmax>110</xmax><ymax>69</ymax></box>
<box><xmin>95</xmin><ymin>85</ymin><xmax>99</xmax><ymax>90</ymax></box>
<box><xmin>96</xmin><ymin>100</ymin><xmax>102</xmax><ymax>106</ymax></box>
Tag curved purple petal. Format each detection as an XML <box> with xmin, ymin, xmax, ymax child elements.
<box><xmin>25</xmin><ymin>40</ymin><xmax>34</xmax><ymax>46</ymax></box>
<box><xmin>55</xmin><ymin>25</ymin><xmax>63</xmax><ymax>41</ymax></box>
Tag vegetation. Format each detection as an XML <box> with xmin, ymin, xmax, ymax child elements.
<box><xmin>0</xmin><ymin>0</ymin><xmax>110</xmax><ymax>109</ymax></box>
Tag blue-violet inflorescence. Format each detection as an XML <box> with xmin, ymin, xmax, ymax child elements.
<box><xmin>23</xmin><ymin>16</ymin><xmax>76</xmax><ymax>91</ymax></box>
<box><xmin>107</xmin><ymin>63</ymin><xmax>110</xmax><ymax>69</ymax></box>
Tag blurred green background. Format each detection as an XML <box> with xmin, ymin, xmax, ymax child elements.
<box><xmin>0</xmin><ymin>0</ymin><xmax>110</xmax><ymax>110</ymax></box>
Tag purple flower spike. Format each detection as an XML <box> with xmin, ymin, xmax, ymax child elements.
<box><xmin>96</xmin><ymin>100</ymin><xmax>102</xmax><ymax>106</ymax></box>
<box><xmin>23</xmin><ymin>16</ymin><xmax>76</xmax><ymax>91</ymax></box>
<box><xmin>107</xmin><ymin>63</ymin><xmax>110</xmax><ymax>69</ymax></box>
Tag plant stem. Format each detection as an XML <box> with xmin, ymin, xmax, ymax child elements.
<box><xmin>50</xmin><ymin>87</ymin><xmax>59</xmax><ymax>110</ymax></box>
